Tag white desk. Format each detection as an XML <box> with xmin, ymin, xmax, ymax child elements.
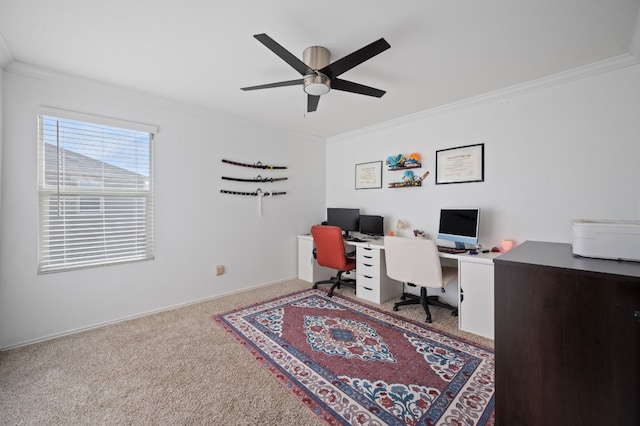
<box><xmin>297</xmin><ymin>234</ymin><xmax>499</xmax><ymax>339</ymax></box>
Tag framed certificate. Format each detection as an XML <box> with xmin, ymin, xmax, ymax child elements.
<box><xmin>355</xmin><ymin>161</ymin><xmax>382</xmax><ymax>189</ymax></box>
<box><xmin>435</xmin><ymin>143</ymin><xmax>484</xmax><ymax>184</ymax></box>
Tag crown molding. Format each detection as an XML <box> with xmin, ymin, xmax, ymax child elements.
<box><xmin>329</xmin><ymin>53</ymin><xmax>639</xmax><ymax>143</ymax></box>
<box><xmin>0</xmin><ymin>32</ymin><xmax>14</xmax><ymax>68</ymax></box>
<box><xmin>4</xmin><ymin>61</ymin><xmax>324</xmax><ymax>143</ymax></box>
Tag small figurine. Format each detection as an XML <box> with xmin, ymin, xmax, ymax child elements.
<box><xmin>405</xmin><ymin>152</ymin><xmax>421</xmax><ymax>166</ymax></box>
<box><xmin>402</xmin><ymin>170</ymin><xmax>415</xmax><ymax>182</ymax></box>
<box><xmin>386</xmin><ymin>154</ymin><xmax>406</xmax><ymax>168</ymax></box>
<box><xmin>413</xmin><ymin>229</ymin><xmax>427</xmax><ymax>238</ymax></box>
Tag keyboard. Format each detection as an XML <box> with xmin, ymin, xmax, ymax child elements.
<box><xmin>437</xmin><ymin>246</ymin><xmax>467</xmax><ymax>254</ymax></box>
<box><xmin>346</xmin><ymin>237</ymin><xmax>368</xmax><ymax>243</ymax></box>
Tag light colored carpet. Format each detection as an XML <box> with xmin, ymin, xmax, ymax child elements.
<box><xmin>0</xmin><ymin>279</ymin><xmax>493</xmax><ymax>425</ymax></box>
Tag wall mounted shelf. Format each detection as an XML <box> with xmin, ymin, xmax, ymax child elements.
<box><xmin>387</xmin><ymin>162</ymin><xmax>421</xmax><ymax>171</ymax></box>
<box><xmin>388</xmin><ymin>181</ymin><xmax>423</xmax><ymax>188</ymax></box>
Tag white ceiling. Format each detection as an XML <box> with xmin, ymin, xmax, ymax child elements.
<box><xmin>1</xmin><ymin>0</ymin><xmax>639</xmax><ymax>139</ymax></box>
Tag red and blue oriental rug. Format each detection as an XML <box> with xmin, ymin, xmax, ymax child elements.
<box><xmin>214</xmin><ymin>289</ymin><xmax>495</xmax><ymax>425</ymax></box>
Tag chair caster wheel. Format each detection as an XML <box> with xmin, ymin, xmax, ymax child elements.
<box><xmin>425</xmin><ymin>318</ymin><xmax>433</xmax><ymax>323</ymax></box>
<box><xmin>327</xmin><ymin>292</ymin><xmax>334</xmax><ymax>298</ymax></box>
<box><xmin>393</xmin><ymin>305</ymin><xmax>399</xmax><ymax>311</ymax></box>
<box><xmin>312</xmin><ymin>284</ymin><xmax>318</xmax><ymax>289</ymax></box>
<box><xmin>451</xmin><ymin>310</ymin><xmax>458</xmax><ymax>317</ymax></box>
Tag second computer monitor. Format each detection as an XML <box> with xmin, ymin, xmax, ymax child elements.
<box><xmin>359</xmin><ymin>215</ymin><xmax>384</xmax><ymax>237</ymax></box>
<box><xmin>437</xmin><ymin>208</ymin><xmax>480</xmax><ymax>248</ymax></box>
<box><xmin>326</xmin><ymin>208</ymin><xmax>360</xmax><ymax>237</ymax></box>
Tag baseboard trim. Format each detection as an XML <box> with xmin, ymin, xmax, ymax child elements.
<box><xmin>0</xmin><ymin>277</ymin><xmax>296</xmax><ymax>351</ymax></box>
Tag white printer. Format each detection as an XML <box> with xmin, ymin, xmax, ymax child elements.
<box><xmin>572</xmin><ymin>219</ymin><xmax>640</xmax><ymax>262</ymax></box>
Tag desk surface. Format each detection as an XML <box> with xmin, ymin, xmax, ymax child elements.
<box><xmin>298</xmin><ymin>234</ymin><xmax>500</xmax><ymax>265</ymax></box>
<box><xmin>348</xmin><ymin>239</ymin><xmax>499</xmax><ymax>264</ymax></box>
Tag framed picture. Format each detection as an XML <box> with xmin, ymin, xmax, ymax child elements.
<box><xmin>436</xmin><ymin>143</ymin><xmax>484</xmax><ymax>184</ymax></box>
<box><xmin>355</xmin><ymin>161</ymin><xmax>382</xmax><ymax>189</ymax></box>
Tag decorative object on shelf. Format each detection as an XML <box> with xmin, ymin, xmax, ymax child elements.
<box><xmin>355</xmin><ymin>161</ymin><xmax>382</xmax><ymax>189</ymax></box>
<box><xmin>395</xmin><ymin>218</ymin><xmax>407</xmax><ymax>236</ymax></box>
<box><xmin>220</xmin><ymin>188</ymin><xmax>286</xmax><ymax>216</ymax></box>
<box><xmin>435</xmin><ymin>143</ymin><xmax>484</xmax><ymax>184</ymax></box>
<box><xmin>386</xmin><ymin>152</ymin><xmax>421</xmax><ymax>170</ymax></box>
<box><xmin>222</xmin><ymin>159</ymin><xmax>288</xmax><ymax>170</ymax></box>
<box><xmin>222</xmin><ymin>175</ymin><xmax>288</xmax><ymax>183</ymax></box>
<box><xmin>406</xmin><ymin>152</ymin><xmax>421</xmax><ymax>167</ymax></box>
<box><xmin>388</xmin><ymin>171</ymin><xmax>430</xmax><ymax>188</ymax></box>
<box><xmin>413</xmin><ymin>229</ymin><xmax>427</xmax><ymax>238</ymax></box>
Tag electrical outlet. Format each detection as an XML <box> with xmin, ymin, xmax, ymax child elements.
<box><xmin>216</xmin><ymin>265</ymin><xmax>225</xmax><ymax>276</ymax></box>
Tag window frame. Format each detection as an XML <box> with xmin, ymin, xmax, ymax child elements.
<box><xmin>37</xmin><ymin>107</ymin><xmax>158</xmax><ymax>274</ymax></box>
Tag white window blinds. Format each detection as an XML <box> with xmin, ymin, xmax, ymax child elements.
<box><xmin>37</xmin><ymin>111</ymin><xmax>156</xmax><ymax>273</ymax></box>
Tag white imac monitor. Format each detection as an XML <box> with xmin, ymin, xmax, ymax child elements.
<box><xmin>437</xmin><ymin>208</ymin><xmax>481</xmax><ymax>249</ymax></box>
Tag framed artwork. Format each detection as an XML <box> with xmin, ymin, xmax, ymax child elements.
<box><xmin>355</xmin><ymin>161</ymin><xmax>382</xmax><ymax>189</ymax></box>
<box><xmin>436</xmin><ymin>143</ymin><xmax>485</xmax><ymax>184</ymax></box>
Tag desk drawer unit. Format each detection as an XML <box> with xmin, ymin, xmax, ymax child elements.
<box><xmin>297</xmin><ymin>235</ymin><xmax>335</xmax><ymax>283</ymax></box>
<box><xmin>356</xmin><ymin>246</ymin><xmax>400</xmax><ymax>304</ymax></box>
<box><xmin>357</xmin><ymin>247</ymin><xmax>381</xmax><ymax>277</ymax></box>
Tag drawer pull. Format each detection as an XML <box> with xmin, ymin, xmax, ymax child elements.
<box><xmin>364</xmin><ymin>263</ymin><xmax>372</xmax><ymax>267</ymax></box>
<box><xmin>364</xmin><ymin>256</ymin><xmax>373</xmax><ymax>259</ymax></box>
<box><xmin>363</xmin><ymin>287</ymin><xmax>372</xmax><ymax>291</ymax></box>
<box><xmin>363</xmin><ymin>275</ymin><xmax>373</xmax><ymax>279</ymax></box>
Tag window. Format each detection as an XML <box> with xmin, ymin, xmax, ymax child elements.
<box><xmin>37</xmin><ymin>109</ymin><xmax>157</xmax><ymax>273</ymax></box>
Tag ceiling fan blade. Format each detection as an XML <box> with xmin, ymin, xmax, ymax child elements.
<box><xmin>320</xmin><ymin>38</ymin><xmax>390</xmax><ymax>79</ymax></box>
<box><xmin>241</xmin><ymin>79</ymin><xmax>303</xmax><ymax>91</ymax></box>
<box><xmin>331</xmin><ymin>79</ymin><xmax>386</xmax><ymax>98</ymax></box>
<box><xmin>307</xmin><ymin>95</ymin><xmax>320</xmax><ymax>112</ymax></box>
<box><xmin>253</xmin><ymin>33</ymin><xmax>316</xmax><ymax>76</ymax></box>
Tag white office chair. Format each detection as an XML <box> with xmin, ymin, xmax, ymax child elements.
<box><xmin>384</xmin><ymin>236</ymin><xmax>458</xmax><ymax>323</ymax></box>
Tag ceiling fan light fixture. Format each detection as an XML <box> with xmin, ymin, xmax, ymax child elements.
<box><xmin>303</xmin><ymin>73</ymin><xmax>331</xmax><ymax>96</ymax></box>
<box><xmin>242</xmin><ymin>34</ymin><xmax>389</xmax><ymax>111</ymax></box>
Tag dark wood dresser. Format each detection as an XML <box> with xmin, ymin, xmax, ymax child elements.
<box><xmin>494</xmin><ymin>241</ymin><xmax>640</xmax><ymax>425</ymax></box>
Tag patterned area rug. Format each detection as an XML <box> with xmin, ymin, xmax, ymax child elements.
<box><xmin>214</xmin><ymin>289</ymin><xmax>495</xmax><ymax>425</ymax></box>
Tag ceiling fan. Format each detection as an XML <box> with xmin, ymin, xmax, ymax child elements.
<box><xmin>241</xmin><ymin>33</ymin><xmax>390</xmax><ymax>113</ymax></box>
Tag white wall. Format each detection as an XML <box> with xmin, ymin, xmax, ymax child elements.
<box><xmin>326</xmin><ymin>64</ymin><xmax>640</xmax><ymax>249</ymax></box>
<box><xmin>3</xmin><ymin>61</ymin><xmax>639</xmax><ymax>349</ymax></box>
<box><xmin>0</xmin><ymin>68</ymin><xmax>3</xmax><ymax>273</ymax></box>
<box><xmin>0</xmin><ymin>65</ymin><xmax>327</xmax><ymax>348</ymax></box>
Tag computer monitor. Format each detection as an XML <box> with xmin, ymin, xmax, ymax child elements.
<box><xmin>326</xmin><ymin>208</ymin><xmax>360</xmax><ymax>237</ymax></box>
<box><xmin>359</xmin><ymin>215</ymin><xmax>384</xmax><ymax>237</ymax></box>
<box><xmin>437</xmin><ymin>208</ymin><xmax>481</xmax><ymax>249</ymax></box>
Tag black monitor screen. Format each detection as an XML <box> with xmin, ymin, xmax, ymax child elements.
<box><xmin>437</xmin><ymin>208</ymin><xmax>480</xmax><ymax>246</ymax></box>
<box><xmin>359</xmin><ymin>215</ymin><xmax>384</xmax><ymax>236</ymax></box>
<box><xmin>326</xmin><ymin>208</ymin><xmax>360</xmax><ymax>236</ymax></box>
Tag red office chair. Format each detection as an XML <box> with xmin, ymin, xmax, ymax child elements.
<box><xmin>310</xmin><ymin>225</ymin><xmax>356</xmax><ymax>297</ymax></box>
